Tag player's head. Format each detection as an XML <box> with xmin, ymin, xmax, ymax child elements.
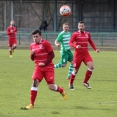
<box><xmin>78</xmin><ymin>21</ymin><xmax>85</xmax><ymax>32</ymax></box>
<box><xmin>63</xmin><ymin>22</ymin><xmax>69</xmax><ymax>32</ymax></box>
<box><xmin>31</xmin><ymin>30</ymin><xmax>42</xmax><ymax>43</ymax></box>
<box><xmin>10</xmin><ymin>20</ymin><xmax>15</xmax><ymax>26</ymax></box>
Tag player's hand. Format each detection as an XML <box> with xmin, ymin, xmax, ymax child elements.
<box><xmin>96</xmin><ymin>49</ymin><xmax>100</xmax><ymax>53</ymax></box>
<box><xmin>38</xmin><ymin>62</ymin><xmax>45</xmax><ymax>66</ymax></box>
<box><xmin>31</xmin><ymin>50</ymin><xmax>35</xmax><ymax>55</ymax></box>
<box><xmin>76</xmin><ymin>45</ymin><xmax>81</xmax><ymax>49</ymax></box>
<box><xmin>10</xmin><ymin>30</ymin><xmax>13</xmax><ymax>33</ymax></box>
<box><xmin>56</xmin><ymin>44</ymin><xmax>60</xmax><ymax>47</ymax></box>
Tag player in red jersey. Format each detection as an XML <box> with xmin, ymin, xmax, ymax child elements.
<box><xmin>6</xmin><ymin>20</ymin><xmax>17</xmax><ymax>58</ymax></box>
<box><xmin>69</xmin><ymin>21</ymin><xmax>100</xmax><ymax>90</ymax></box>
<box><xmin>21</xmin><ymin>30</ymin><xmax>67</xmax><ymax>110</ymax></box>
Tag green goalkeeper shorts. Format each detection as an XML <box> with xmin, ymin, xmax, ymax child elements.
<box><xmin>60</xmin><ymin>50</ymin><xmax>73</xmax><ymax>64</ymax></box>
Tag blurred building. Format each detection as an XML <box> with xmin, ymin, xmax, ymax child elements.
<box><xmin>1</xmin><ymin>0</ymin><xmax>117</xmax><ymax>32</ymax></box>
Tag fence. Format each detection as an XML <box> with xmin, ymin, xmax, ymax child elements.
<box><xmin>0</xmin><ymin>31</ymin><xmax>117</xmax><ymax>47</ymax></box>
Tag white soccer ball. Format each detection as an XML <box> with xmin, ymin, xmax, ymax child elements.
<box><xmin>60</xmin><ymin>5</ymin><xmax>71</xmax><ymax>16</ymax></box>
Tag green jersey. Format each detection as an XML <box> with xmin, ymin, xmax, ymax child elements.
<box><xmin>56</xmin><ymin>31</ymin><xmax>71</xmax><ymax>54</ymax></box>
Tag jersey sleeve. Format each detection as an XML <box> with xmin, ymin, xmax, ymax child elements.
<box><xmin>14</xmin><ymin>26</ymin><xmax>18</xmax><ymax>34</ymax></box>
<box><xmin>30</xmin><ymin>44</ymin><xmax>34</xmax><ymax>61</ymax></box>
<box><xmin>69</xmin><ymin>33</ymin><xmax>77</xmax><ymax>48</ymax></box>
<box><xmin>44</xmin><ymin>40</ymin><xmax>53</xmax><ymax>52</ymax></box>
<box><xmin>6</xmin><ymin>27</ymin><xmax>11</xmax><ymax>35</ymax></box>
<box><xmin>88</xmin><ymin>33</ymin><xmax>97</xmax><ymax>51</ymax></box>
<box><xmin>44</xmin><ymin>40</ymin><xmax>54</xmax><ymax>65</ymax></box>
<box><xmin>56</xmin><ymin>33</ymin><xmax>62</xmax><ymax>42</ymax></box>
<box><xmin>30</xmin><ymin>44</ymin><xmax>32</xmax><ymax>51</ymax></box>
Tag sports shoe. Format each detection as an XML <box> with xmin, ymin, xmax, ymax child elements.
<box><xmin>10</xmin><ymin>55</ymin><xmax>13</xmax><ymax>58</ymax></box>
<box><xmin>21</xmin><ymin>104</ymin><xmax>34</xmax><ymax>110</ymax></box>
<box><xmin>83</xmin><ymin>83</ymin><xmax>91</xmax><ymax>89</ymax></box>
<box><xmin>26</xmin><ymin>104</ymin><xmax>34</xmax><ymax>109</ymax></box>
<box><xmin>69</xmin><ymin>84</ymin><xmax>74</xmax><ymax>90</ymax></box>
<box><xmin>61</xmin><ymin>91</ymin><xmax>67</xmax><ymax>100</ymax></box>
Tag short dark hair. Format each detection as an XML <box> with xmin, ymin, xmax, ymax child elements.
<box><xmin>78</xmin><ymin>21</ymin><xmax>85</xmax><ymax>25</ymax></box>
<box><xmin>31</xmin><ymin>30</ymin><xmax>41</xmax><ymax>36</ymax></box>
<box><xmin>63</xmin><ymin>22</ymin><xmax>69</xmax><ymax>26</ymax></box>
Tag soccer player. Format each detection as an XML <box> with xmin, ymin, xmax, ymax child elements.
<box><xmin>69</xmin><ymin>21</ymin><xmax>100</xmax><ymax>90</ymax></box>
<box><xmin>6</xmin><ymin>20</ymin><xmax>17</xmax><ymax>58</ymax></box>
<box><xmin>22</xmin><ymin>30</ymin><xmax>67</xmax><ymax>110</ymax></box>
<box><xmin>54</xmin><ymin>22</ymin><xmax>73</xmax><ymax>79</ymax></box>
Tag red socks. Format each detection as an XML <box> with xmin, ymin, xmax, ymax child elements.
<box><xmin>84</xmin><ymin>70</ymin><xmax>92</xmax><ymax>83</ymax></box>
<box><xmin>10</xmin><ymin>51</ymin><xmax>12</xmax><ymax>55</ymax></box>
<box><xmin>69</xmin><ymin>73</ymin><xmax>75</xmax><ymax>85</ymax></box>
<box><xmin>56</xmin><ymin>86</ymin><xmax>64</xmax><ymax>93</ymax></box>
<box><xmin>30</xmin><ymin>89</ymin><xmax>37</xmax><ymax>106</ymax></box>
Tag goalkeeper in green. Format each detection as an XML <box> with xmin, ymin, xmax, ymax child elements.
<box><xmin>54</xmin><ymin>22</ymin><xmax>73</xmax><ymax>79</ymax></box>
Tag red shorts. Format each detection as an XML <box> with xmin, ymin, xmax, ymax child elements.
<box><xmin>73</xmin><ymin>51</ymin><xmax>93</xmax><ymax>69</ymax></box>
<box><xmin>8</xmin><ymin>39</ymin><xmax>17</xmax><ymax>47</ymax></box>
<box><xmin>32</xmin><ymin>66</ymin><xmax>54</xmax><ymax>84</ymax></box>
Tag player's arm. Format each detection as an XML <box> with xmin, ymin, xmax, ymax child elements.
<box><xmin>14</xmin><ymin>26</ymin><xmax>18</xmax><ymax>34</ymax></box>
<box><xmin>39</xmin><ymin>41</ymin><xmax>55</xmax><ymax>66</ymax></box>
<box><xmin>88</xmin><ymin>34</ymin><xmax>100</xmax><ymax>53</ymax></box>
<box><xmin>30</xmin><ymin>46</ymin><xmax>35</xmax><ymax>61</ymax></box>
<box><xmin>39</xmin><ymin>50</ymin><xmax>54</xmax><ymax>66</ymax></box>
<box><xmin>30</xmin><ymin>50</ymin><xmax>35</xmax><ymax>61</ymax></box>
<box><xmin>44</xmin><ymin>50</ymin><xmax>54</xmax><ymax>65</ymax></box>
<box><xmin>55</xmin><ymin>40</ymin><xmax>60</xmax><ymax>47</ymax></box>
<box><xmin>44</xmin><ymin>41</ymin><xmax>55</xmax><ymax>65</ymax></box>
<box><xmin>55</xmin><ymin>33</ymin><xmax>62</xmax><ymax>47</ymax></box>
<box><xmin>69</xmin><ymin>33</ymin><xmax>77</xmax><ymax>48</ymax></box>
<box><xmin>6</xmin><ymin>27</ymin><xmax>11</xmax><ymax>35</ymax></box>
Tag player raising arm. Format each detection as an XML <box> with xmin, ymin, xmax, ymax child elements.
<box><xmin>69</xmin><ymin>21</ymin><xmax>100</xmax><ymax>90</ymax></box>
<box><xmin>21</xmin><ymin>30</ymin><xmax>67</xmax><ymax>110</ymax></box>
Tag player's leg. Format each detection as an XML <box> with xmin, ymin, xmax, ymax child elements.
<box><xmin>69</xmin><ymin>54</ymin><xmax>82</xmax><ymax>90</ymax></box>
<box><xmin>69</xmin><ymin>68</ymin><xmax>79</xmax><ymax>90</ymax></box>
<box><xmin>67</xmin><ymin>51</ymin><xmax>73</xmax><ymax>79</ymax></box>
<box><xmin>83</xmin><ymin>54</ymin><xmax>93</xmax><ymax>89</ymax></box>
<box><xmin>67</xmin><ymin>63</ymin><xmax>73</xmax><ymax>79</ymax></box>
<box><xmin>12</xmin><ymin>44</ymin><xmax>17</xmax><ymax>50</ymax></box>
<box><xmin>54</xmin><ymin>61</ymin><xmax>63</xmax><ymax>68</ymax></box>
<box><xmin>9</xmin><ymin>47</ymin><xmax>13</xmax><ymax>57</ymax></box>
<box><xmin>12</xmin><ymin>39</ymin><xmax>17</xmax><ymax>52</ymax></box>
<box><xmin>8</xmin><ymin>41</ymin><xmax>13</xmax><ymax>57</ymax></box>
<box><xmin>9</xmin><ymin>46</ymin><xmax>13</xmax><ymax>57</ymax></box>
<box><xmin>54</xmin><ymin>53</ymin><xmax>67</xmax><ymax>68</ymax></box>
<box><xmin>48</xmin><ymin>84</ymin><xmax>67</xmax><ymax>100</ymax></box>
<box><xmin>23</xmin><ymin>67</ymin><xmax>43</xmax><ymax>109</ymax></box>
<box><xmin>25</xmin><ymin>79</ymin><xmax>39</xmax><ymax>109</ymax></box>
<box><xmin>45</xmin><ymin>70</ymin><xmax>67</xmax><ymax>100</ymax></box>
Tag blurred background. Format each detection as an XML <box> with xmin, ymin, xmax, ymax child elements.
<box><xmin>0</xmin><ymin>0</ymin><xmax>117</xmax><ymax>48</ymax></box>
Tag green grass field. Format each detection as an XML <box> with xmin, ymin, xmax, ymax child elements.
<box><xmin>0</xmin><ymin>49</ymin><xmax>117</xmax><ymax>117</ymax></box>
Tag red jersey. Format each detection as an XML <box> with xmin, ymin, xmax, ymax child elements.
<box><xmin>6</xmin><ymin>26</ymin><xmax>17</xmax><ymax>39</ymax></box>
<box><xmin>69</xmin><ymin>31</ymin><xmax>97</xmax><ymax>53</ymax></box>
<box><xmin>30</xmin><ymin>39</ymin><xmax>54</xmax><ymax>70</ymax></box>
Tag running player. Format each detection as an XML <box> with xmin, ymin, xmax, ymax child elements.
<box><xmin>69</xmin><ymin>21</ymin><xmax>100</xmax><ymax>90</ymax></box>
<box><xmin>6</xmin><ymin>20</ymin><xmax>17</xmax><ymax>58</ymax></box>
<box><xmin>21</xmin><ymin>30</ymin><xmax>67</xmax><ymax>110</ymax></box>
<box><xmin>54</xmin><ymin>22</ymin><xmax>73</xmax><ymax>79</ymax></box>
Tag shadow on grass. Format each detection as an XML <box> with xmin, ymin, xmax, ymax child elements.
<box><xmin>51</xmin><ymin>111</ymin><xmax>61</xmax><ymax>115</ymax></box>
<box><xmin>75</xmin><ymin>106</ymin><xmax>117</xmax><ymax>110</ymax></box>
<box><xmin>92</xmin><ymin>79</ymin><xmax>117</xmax><ymax>82</ymax></box>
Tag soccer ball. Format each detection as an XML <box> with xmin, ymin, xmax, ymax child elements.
<box><xmin>60</xmin><ymin>5</ymin><xmax>71</xmax><ymax>16</ymax></box>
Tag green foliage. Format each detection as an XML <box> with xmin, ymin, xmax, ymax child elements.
<box><xmin>0</xmin><ymin>49</ymin><xmax>117</xmax><ymax>117</ymax></box>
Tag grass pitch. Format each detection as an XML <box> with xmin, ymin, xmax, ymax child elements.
<box><xmin>0</xmin><ymin>49</ymin><xmax>117</xmax><ymax>117</ymax></box>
